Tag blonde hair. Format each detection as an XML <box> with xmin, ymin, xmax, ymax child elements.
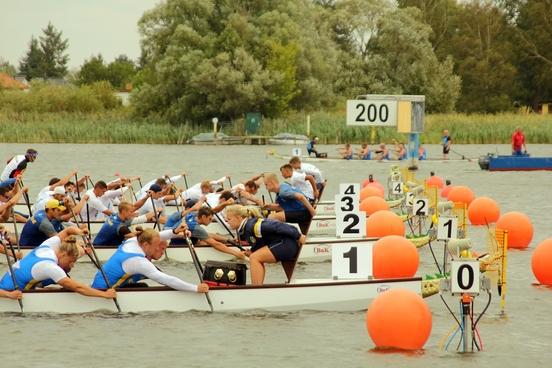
<box><xmin>136</xmin><ymin>228</ymin><xmax>159</xmax><ymax>244</ymax></box>
<box><xmin>59</xmin><ymin>236</ymin><xmax>80</xmax><ymax>258</ymax></box>
<box><xmin>200</xmin><ymin>180</ymin><xmax>211</xmax><ymax>190</ymax></box>
<box><xmin>263</xmin><ymin>173</ymin><xmax>278</xmax><ymax>184</ymax></box>
<box><xmin>226</xmin><ymin>205</ymin><xmax>262</xmax><ymax>219</ymax></box>
<box><xmin>118</xmin><ymin>201</ymin><xmax>133</xmax><ymax>213</ymax></box>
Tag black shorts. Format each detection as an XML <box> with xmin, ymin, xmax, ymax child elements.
<box><xmin>266</xmin><ymin>238</ymin><xmax>299</xmax><ymax>262</ymax></box>
<box><xmin>284</xmin><ymin>210</ymin><xmax>311</xmax><ymax>224</ymax></box>
<box><xmin>443</xmin><ymin>146</ymin><xmax>450</xmax><ymax>154</ymax></box>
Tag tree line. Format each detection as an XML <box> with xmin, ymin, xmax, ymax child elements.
<box><xmin>2</xmin><ymin>0</ymin><xmax>551</xmax><ymax>124</ymax></box>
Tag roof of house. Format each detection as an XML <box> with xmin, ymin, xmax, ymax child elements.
<box><xmin>0</xmin><ymin>72</ymin><xmax>28</xmax><ymax>90</ymax></box>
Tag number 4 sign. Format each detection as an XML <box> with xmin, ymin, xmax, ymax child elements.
<box><xmin>332</xmin><ymin>244</ymin><xmax>373</xmax><ymax>279</ymax></box>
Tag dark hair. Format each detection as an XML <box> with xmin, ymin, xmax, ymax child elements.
<box><xmin>280</xmin><ymin>164</ymin><xmax>293</xmax><ymax>171</ymax></box>
<box><xmin>155</xmin><ymin>178</ymin><xmax>166</xmax><ymax>186</ymax></box>
<box><xmin>244</xmin><ymin>180</ymin><xmax>258</xmax><ymax>190</ymax></box>
<box><xmin>289</xmin><ymin>156</ymin><xmax>301</xmax><ymax>164</ymax></box>
<box><xmin>48</xmin><ymin>177</ymin><xmax>60</xmax><ymax>185</ymax></box>
<box><xmin>197</xmin><ymin>206</ymin><xmax>214</xmax><ymax>218</ymax></box>
<box><xmin>219</xmin><ymin>190</ymin><xmax>235</xmax><ymax>201</ymax></box>
<box><xmin>26</xmin><ymin>148</ymin><xmax>38</xmax><ymax>156</ymax></box>
<box><xmin>0</xmin><ymin>187</ymin><xmax>9</xmax><ymax>196</ymax></box>
<box><xmin>94</xmin><ymin>180</ymin><xmax>108</xmax><ymax>190</ymax></box>
<box><xmin>65</xmin><ymin>181</ymin><xmax>75</xmax><ymax>187</ymax></box>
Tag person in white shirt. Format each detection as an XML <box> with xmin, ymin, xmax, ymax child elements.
<box><xmin>137</xmin><ymin>174</ymin><xmax>184</xmax><ymax>199</ymax></box>
<box><xmin>279</xmin><ymin>164</ymin><xmax>317</xmax><ymax>202</ymax></box>
<box><xmin>35</xmin><ymin>170</ymin><xmax>78</xmax><ymax>204</ymax></box>
<box><xmin>289</xmin><ymin>156</ymin><xmax>325</xmax><ymax>194</ymax></box>
<box><xmin>0</xmin><ymin>148</ymin><xmax>38</xmax><ymax>187</ymax></box>
<box><xmin>80</xmin><ymin>180</ymin><xmax>113</xmax><ymax>222</ymax></box>
<box><xmin>183</xmin><ymin>176</ymin><xmax>228</xmax><ymax>206</ymax></box>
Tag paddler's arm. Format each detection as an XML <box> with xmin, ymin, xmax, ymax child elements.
<box><xmin>58</xmin><ymin>277</ymin><xmax>116</xmax><ymax>299</ymax></box>
<box><xmin>294</xmin><ymin>192</ymin><xmax>316</xmax><ymax>217</ymax></box>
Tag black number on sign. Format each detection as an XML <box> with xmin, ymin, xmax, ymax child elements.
<box><xmin>457</xmin><ymin>264</ymin><xmax>474</xmax><ymax>290</ymax></box>
<box><xmin>394</xmin><ymin>183</ymin><xmax>402</xmax><ymax>193</ymax></box>
<box><xmin>340</xmin><ymin>196</ymin><xmax>354</xmax><ymax>212</ymax></box>
<box><xmin>380</xmin><ymin>104</ymin><xmax>389</xmax><ymax>122</ymax></box>
<box><xmin>415</xmin><ymin>199</ymin><xmax>427</xmax><ymax>216</ymax></box>
<box><xmin>343</xmin><ymin>214</ymin><xmax>360</xmax><ymax>233</ymax></box>
<box><xmin>344</xmin><ymin>185</ymin><xmax>355</xmax><ymax>195</ymax></box>
<box><xmin>443</xmin><ymin>219</ymin><xmax>453</xmax><ymax>238</ymax></box>
<box><xmin>355</xmin><ymin>104</ymin><xmax>365</xmax><ymax>122</ymax></box>
<box><xmin>367</xmin><ymin>104</ymin><xmax>377</xmax><ymax>122</ymax></box>
<box><xmin>343</xmin><ymin>247</ymin><xmax>358</xmax><ymax>273</ymax></box>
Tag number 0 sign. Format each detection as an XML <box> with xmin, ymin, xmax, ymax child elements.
<box><xmin>451</xmin><ymin>260</ymin><xmax>480</xmax><ymax>295</ymax></box>
<box><xmin>332</xmin><ymin>244</ymin><xmax>373</xmax><ymax>279</ymax></box>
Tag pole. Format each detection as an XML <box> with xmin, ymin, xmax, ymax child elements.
<box><xmin>1</xmin><ymin>232</ymin><xmax>23</xmax><ymax>312</ymax></box>
<box><xmin>185</xmin><ymin>236</ymin><xmax>214</xmax><ymax>312</ymax></box>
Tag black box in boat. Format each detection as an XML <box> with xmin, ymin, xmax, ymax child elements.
<box><xmin>202</xmin><ymin>261</ymin><xmax>247</xmax><ymax>286</ymax></box>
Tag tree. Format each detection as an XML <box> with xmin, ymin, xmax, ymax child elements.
<box><xmin>77</xmin><ymin>54</ymin><xmax>109</xmax><ymax>85</ymax></box>
<box><xmin>39</xmin><ymin>22</ymin><xmax>69</xmax><ymax>78</ymax></box>
<box><xmin>0</xmin><ymin>58</ymin><xmax>17</xmax><ymax>77</ymax></box>
<box><xmin>19</xmin><ymin>37</ymin><xmax>44</xmax><ymax>79</ymax></box>
<box><xmin>106</xmin><ymin>55</ymin><xmax>136</xmax><ymax>90</ymax></box>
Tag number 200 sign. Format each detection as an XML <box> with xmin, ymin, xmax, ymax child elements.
<box><xmin>346</xmin><ymin>100</ymin><xmax>398</xmax><ymax>126</ymax></box>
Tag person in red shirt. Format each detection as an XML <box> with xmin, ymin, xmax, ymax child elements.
<box><xmin>512</xmin><ymin>127</ymin><xmax>527</xmax><ymax>156</ymax></box>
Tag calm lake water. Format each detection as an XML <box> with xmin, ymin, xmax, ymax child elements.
<box><xmin>1</xmin><ymin>143</ymin><xmax>551</xmax><ymax>368</ymax></box>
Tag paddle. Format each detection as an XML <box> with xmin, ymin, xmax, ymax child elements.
<box><xmin>183</xmin><ymin>173</ymin><xmax>189</xmax><ymax>190</ymax></box>
<box><xmin>150</xmin><ymin>196</ymin><xmax>161</xmax><ymax>231</ymax></box>
<box><xmin>0</xmin><ymin>232</ymin><xmax>23</xmax><ymax>312</ymax></box>
<box><xmin>164</xmin><ymin>175</ymin><xmax>181</xmax><ymax>213</ymax></box>
<box><xmin>203</xmin><ymin>202</ymin><xmax>245</xmax><ymax>252</ymax></box>
<box><xmin>84</xmin><ymin>178</ymin><xmax>92</xmax><ymax>233</ymax></box>
<box><xmin>11</xmin><ymin>208</ymin><xmax>20</xmax><ymax>252</ymax></box>
<box><xmin>451</xmin><ymin>149</ymin><xmax>473</xmax><ymax>162</ymax></box>
<box><xmin>185</xmin><ymin>236</ymin><xmax>214</xmax><ymax>312</ymax></box>
<box><xmin>18</xmin><ymin>180</ymin><xmax>32</xmax><ymax>217</ymax></box>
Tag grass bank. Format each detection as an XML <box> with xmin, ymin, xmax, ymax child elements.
<box><xmin>1</xmin><ymin>109</ymin><xmax>551</xmax><ymax>144</ymax></box>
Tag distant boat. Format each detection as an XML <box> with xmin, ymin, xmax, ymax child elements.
<box><xmin>478</xmin><ymin>153</ymin><xmax>552</xmax><ymax>171</ymax></box>
<box><xmin>188</xmin><ymin>132</ymin><xmax>244</xmax><ymax>145</ymax></box>
<box><xmin>269</xmin><ymin>133</ymin><xmax>309</xmax><ymax>145</ymax></box>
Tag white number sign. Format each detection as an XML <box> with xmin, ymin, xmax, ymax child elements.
<box><xmin>291</xmin><ymin>147</ymin><xmax>302</xmax><ymax>157</ymax></box>
<box><xmin>437</xmin><ymin>216</ymin><xmax>458</xmax><ymax>240</ymax></box>
<box><xmin>346</xmin><ymin>100</ymin><xmax>398</xmax><ymax>126</ymax></box>
<box><xmin>332</xmin><ymin>243</ymin><xmax>373</xmax><ymax>279</ymax></box>
<box><xmin>413</xmin><ymin>198</ymin><xmax>429</xmax><ymax>216</ymax></box>
<box><xmin>335</xmin><ymin>194</ymin><xmax>359</xmax><ymax>214</ymax></box>
<box><xmin>451</xmin><ymin>260</ymin><xmax>480</xmax><ymax>295</ymax></box>
<box><xmin>339</xmin><ymin>183</ymin><xmax>360</xmax><ymax>195</ymax></box>
<box><xmin>391</xmin><ymin>181</ymin><xmax>404</xmax><ymax>195</ymax></box>
<box><xmin>405</xmin><ymin>192</ymin><xmax>414</xmax><ymax>207</ymax></box>
<box><xmin>336</xmin><ymin>212</ymin><xmax>366</xmax><ymax>238</ymax></box>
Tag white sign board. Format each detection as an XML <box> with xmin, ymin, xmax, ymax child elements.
<box><xmin>412</xmin><ymin>198</ymin><xmax>429</xmax><ymax>216</ymax></box>
<box><xmin>405</xmin><ymin>192</ymin><xmax>414</xmax><ymax>207</ymax></box>
<box><xmin>346</xmin><ymin>99</ymin><xmax>398</xmax><ymax>126</ymax></box>
<box><xmin>391</xmin><ymin>181</ymin><xmax>404</xmax><ymax>195</ymax></box>
<box><xmin>437</xmin><ymin>216</ymin><xmax>458</xmax><ymax>240</ymax></box>
<box><xmin>339</xmin><ymin>183</ymin><xmax>360</xmax><ymax>195</ymax></box>
<box><xmin>332</xmin><ymin>243</ymin><xmax>373</xmax><ymax>279</ymax></box>
<box><xmin>291</xmin><ymin>147</ymin><xmax>302</xmax><ymax>157</ymax></box>
<box><xmin>335</xmin><ymin>194</ymin><xmax>359</xmax><ymax>214</ymax></box>
<box><xmin>336</xmin><ymin>212</ymin><xmax>366</xmax><ymax>238</ymax></box>
<box><xmin>451</xmin><ymin>260</ymin><xmax>480</xmax><ymax>295</ymax></box>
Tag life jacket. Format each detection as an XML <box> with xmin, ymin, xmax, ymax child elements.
<box><xmin>419</xmin><ymin>149</ymin><xmax>427</xmax><ymax>160</ymax></box>
<box><xmin>93</xmin><ymin>214</ymin><xmax>130</xmax><ymax>246</ymax></box>
<box><xmin>91</xmin><ymin>243</ymin><xmax>146</xmax><ymax>289</ymax></box>
<box><xmin>276</xmin><ymin>183</ymin><xmax>306</xmax><ymax>212</ymax></box>
<box><xmin>184</xmin><ymin>212</ymin><xmax>198</xmax><ymax>232</ymax></box>
<box><xmin>164</xmin><ymin>211</ymin><xmax>183</xmax><ymax>229</ymax></box>
<box><xmin>0</xmin><ymin>246</ymin><xmax>59</xmax><ymax>290</ymax></box>
<box><xmin>239</xmin><ymin>217</ymin><xmax>265</xmax><ymax>252</ymax></box>
<box><xmin>307</xmin><ymin>140</ymin><xmax>314</xmax><ymax>151</ymax></box>
<box><xmin>19</xmin><ymin>210</ymin><xmax>63</xmax><ymax>247</ymax></box>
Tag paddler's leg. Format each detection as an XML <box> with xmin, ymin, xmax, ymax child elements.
<box><xmin>268</xmin><ymin>211</ymin><xmax>286</xmax><ymax>222</ymax></box>
<box><xmin>249</xmin><ymin>246</ymin><xmax>276</xmax><ymax>285</ymax></box>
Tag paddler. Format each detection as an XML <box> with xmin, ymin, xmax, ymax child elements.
<box><xmin>79</xmin><ymin>180</ymin><xmax>114</xmax><ymax>222</ymax></box>
<box><xmin>306</xmin><ymin>136</ymin><xmax>319</xmax><ymax>157</ymax></box>
<box><xmin>0</xmin><ymin>228</ymin><xmax>116</xmax><ymax>300</ymax></box>
<box><xmin>339</xmin><ymin>143</ymin><xmax>354</xmax><ymax>160</ymax></box>
<box><xmin>279</xmin><ymin>164</ymin><xmax>318</xmax><ymax>204</ymax></box>
<box><xmin>19</xmin><ymin>199</ymin><xmax>66</xmax><ymax>247</ymax></box>
<box><xmin>288</xmin><ymin>156</ymin><xmax>325</xmax><ymax>194</ymax></box>
<box><xmin>182</xmin><ymin>176</ymin><xmax>228</xmax><ymax>207</ymax></box>
<box><xmin>0</xmin><ymin>179</ymin><xmax>29</xmax><ymax>222</ymax></box>
<box><xmin>0</xmin><ymin>148</ymin><xmax>38</xmax><ymax>188</ymax></box>
<box><xmin>226</xmin><ymin>205</ymin><xmax>306</xmax><ymax>285</ymax></box>
<box><xmin>262</xmin><ymin>173</ymin><xmax>315</xmax><ymax>233</ymax></box>
<box><xmin>91</xmin><ymin>226</ymin><xmax>209</xmax><ymax>293</ymax></box>
<box><xmin>93</xmin><ymin>200</ymin><xmax>157</xmax><ymax>246</ymax></box>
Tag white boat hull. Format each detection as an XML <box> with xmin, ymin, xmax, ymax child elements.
<box><xmin>0</xmin><ymin>277</ymin><xmax>421</xmax><ymax>314</ymax></box>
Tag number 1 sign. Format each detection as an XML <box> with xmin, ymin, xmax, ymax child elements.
<box><xmin>332</xmin><ymin>244</ymin><xmax>373</xmax><ymax>279</ymax></box>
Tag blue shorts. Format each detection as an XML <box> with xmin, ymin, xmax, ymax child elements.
<box><xmin>266</xmin><ymin>238</ymin><xmax>299</xmax><ymax>262</ymax></box>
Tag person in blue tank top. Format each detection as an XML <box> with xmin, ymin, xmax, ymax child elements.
<box><xmin>358</xmin><ymin>144</ymin><xmax>371</xmax><ymax>160</ymax></box>
<box><xmin>91</xmin><ymin>227</ymin><xmax>209</xmax><ymax>293</ymax></box>
<box><xmin>226</xmin><ymin>205</ymin><xmax>306</xmax><ymax>285</ymax></box>
<box><xmin>19</xmin><ymin>199</ymin><xmax>65</xmax><ymax>247</ymax></box>
<box><xmin>93</xmin><ymin>201</ymin><xmax>156</xmax><ymax>246</ymax></box>
<box><xmin>306</xmin><ymin>136</ymin><xmax>319</xmax><ymax>157</ymax></box>
<box><xmin>442</xmin><ymin>129</ymin><xmax>452</xmax><ymax>160</ymax></box>
<box><xmin>262</xmin><ymin>173</ymin><xmax>315</xmax><ymax>234</ymax></box>
<box><xmin>339</xmin><ymin>143</ymin><xmax>353</xmax><ymax>160</ymax></box>
<box><xmin>418</xmin><ymin>145</ymin><xmax>427</xmax><ymax>160</ymax></box>
<box><xmin>0</xmin><ymin>229</ymin><xmax>116</xmax><ymax>300</ymax></box>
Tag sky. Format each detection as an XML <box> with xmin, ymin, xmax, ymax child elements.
<box><xmin>0</xmin><ymin>0</ymin><xmax>161</xmax><ymax>70</ymax></box>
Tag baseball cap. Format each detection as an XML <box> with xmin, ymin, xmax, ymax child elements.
<box><xmin>48</xmin><ymin>186</ymin><xmax>66</xmax><ymax>196</ymax></box>
<box><xmin>149</xmin><ymin>184</ymin><xmax>162</xmax><ymax>193</ymax></box>
<box><xmin>45</xmin><ymin>199</ymin><xmax>66</xmax><ymax>211</ymax></box>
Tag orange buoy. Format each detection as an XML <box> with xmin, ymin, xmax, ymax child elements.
<box><xmin>447</xmin><ymin>185</ymin><xmax>475</xmax><ymax>205</ymax></box>
<box><xmin>360</xmin><ymin>196</ymin><xmax>390</xmax><ymax>215</ymax></box>
<box><xmin>496</xmin><ymin>211</ymin><xmax>533</xmax><ymax>249</ymax></box>
<box><xmin>360</xmin><ymin>185</ymin><xmax>384</xmax><ymax>201</ymax></box>
<box><xmin>426</xmin><ymin>175</ymin><xmax>444</xmax><ymax>189</ymax></box>
<box><xmin>366</xmin><ymin>289</ymin><xmax>432</xmax><ymax>350</ymax></box>
<box><xmin>467</xmin><ymin>196</ymin><xmax>500</xmax><ymax>225</ymax></box>
<box><xmin>373</xmin><ymin>235</ymin><xmax>419</xmax><ymax>278</ymax></box>
<box><xmin>362</xmin><ymin>177</ymin><xmax>380</xmax><ymax>188</ymax></box>
<box><xmin>441</xmin><ymin>185</ymin><xmax>454</xmax><ymax>198</ymax></box>
<box><xmin>366</xmin><ymin>181</ymin><xmax>385</xmax><ymax>194</ymax></box>
<box><xmin>366</xmin><ymin>210</ymin><xmax>405</xmax><ymax>237</ymax></box>
<box><xmin>532</xmin><ymin>239</ymin><xmax>552</xmax><ymax>285</ymax></box>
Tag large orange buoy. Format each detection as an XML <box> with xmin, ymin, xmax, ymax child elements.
<box><xmin>447</xmin><ymin>185</ymin><xmax>475</xmax><ymax>205</ymax></box>
<box><xmin>362</xmin><ymin>177</ymin><xmax>380</xmax><ymax>188</ymax></box>
<box><xmin>532</xmin><ymin>239</ymin><xmax>552</xmax><ymax>285</ymax></box>
<box><xmin>373</xmin><ymin>235</ymin><xmax>419</xmax><ymax>278</ymax></box>
<box><xmin>426</xmin><ymin>174</ymin><xmax>444</xmax><ymax>189</ymax></box>
<box><xmin>360</xmin><ymin>196</ymin><xmax>390</xmax><ymax>215</ymax></box>
<box><xmin>366</xmin><ymin>210</ymin><xmax>405</xmax><ymax>237</ymax></box>
<box><xmin>496</xmin><ymin>212</ymin><xmax>533</xmax><ymax>249</ymax></box>
<box><xmin>360</xmin><ymin>185</ymin><xmax>384</xmax><ymax>201</ymax></box>
<box><xmin>366</xmin><ymin>181</ymin><xmax>385</xmax><ymax>195</ymax></box>
<box><xmin>468</xmin><ymin>196</ymin><xmax>500</xmax><ymax>225</ymax></box>
<box><xmin>441</xmin><ymin>182</ymin><xmax>453</xmax><ymax>198</ymax></box>
<box><xmin>366</xmin><ymin>289</ymin><xmax>432</xmax><ymax>350</ymax></box>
